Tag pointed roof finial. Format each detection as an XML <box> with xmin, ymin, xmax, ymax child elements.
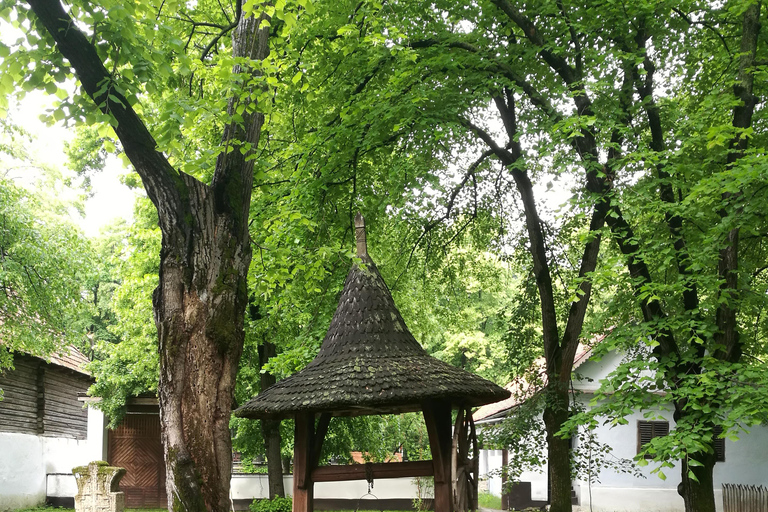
<box><xmin>354</xmin><ymin>212</ymin><xmax>367</xmax><ymax>257</ymax></box>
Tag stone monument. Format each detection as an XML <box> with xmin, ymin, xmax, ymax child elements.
<box><xmin>73</xmin><ymin>461</ymin><xmax>126</xmax><ymax>512</ymax></box>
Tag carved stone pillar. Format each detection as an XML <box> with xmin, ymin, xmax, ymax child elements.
<box><xmin>73</xmin><ymin>460</ymin><xmax>126</xmax><ymax>512</ymax></box>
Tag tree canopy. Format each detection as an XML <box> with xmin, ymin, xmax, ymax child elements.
<box><xmin>1</xmin><ymin>0</ymin><xmax>766</xmax><ymax>510</ymax></box>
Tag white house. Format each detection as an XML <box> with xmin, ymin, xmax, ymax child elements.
<box><xmin>0</xmin><ymin>346</ymin><xmax>108</xmax><ymax>510</ymax></box>
<box><xmin>474</xmin><ymin>349</ymin><xmax>768</xmax><ymax>512</ymax></box>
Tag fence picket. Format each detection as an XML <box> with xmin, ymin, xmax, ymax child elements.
<box><xmin>723</xmin><ymin>483</ymin><xmax>768</xmax><ymax>512</ymax></box>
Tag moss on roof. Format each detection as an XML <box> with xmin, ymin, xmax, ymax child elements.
<box><xmin>235</xmin><ymin>254</ymin><xmax>509</xmax><ymax>420</ymax></box>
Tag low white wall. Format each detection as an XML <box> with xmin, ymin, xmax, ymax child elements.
<box><xmin>0</xmin><ymin>406</ymin><xmax>107</xmax><ymax>509</ymax></box>
<box><xmin>316</xmin><ymin>477</ymin><xmax>425</xmax><ymax>500</ymax></box>
<box><xmin>231</xmin><ymin>475</ymin><xmax>294</xmax><ymax>499</ymax></box>
<box><xmin>231</xmin><ymin>474</ymin><xmax>427</xmax><ymax>501</ymax></box>
<box><xmin>0</xmin><ymin>433</ymin><xmax>46</xmax><ymax>510</ymax></box>
<box><xmin>46</xmin><ymin>474</ymin><xmax>77</xmax><ymax>499</ymax></box>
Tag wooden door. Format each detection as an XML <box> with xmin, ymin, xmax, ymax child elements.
<box><xmin>109</xmin><ymin>414</ymin><xmax>167</xmax><ymax>508</ymax></box>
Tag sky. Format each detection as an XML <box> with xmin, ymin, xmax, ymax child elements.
<box><xmin>8</xmin><ymin>90</ymin><xmax>138</xmax><ymax>237</ymax></box>
<box><xmin>1</xmin><ymin>18</ymin><xmax>137</xmax><ymax>238</ymax></box>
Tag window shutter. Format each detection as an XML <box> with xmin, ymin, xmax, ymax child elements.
<box><xmin>638</xmin><ymin>421</ymin><xmax>669</xmax><ymax>459</ymax></box>
<box><xmin>714</xmin><ymin>426</ymin><xmax>725</xmax><ymax>462</ymax></box>
<box><xmin>638</xmin><ymin>421</ymin><xmax>653</xmax><ymax>446</ymax></box>
<box><xmin>654</xmin><ymin>421</ymin><xmax>669</xmax><ymax>437</ymax></box>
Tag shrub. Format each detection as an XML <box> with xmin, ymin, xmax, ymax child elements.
<box><xmin>249</xmin><ymin>497</ymin><xmax>293</xmax><ymax>512</ymax></box>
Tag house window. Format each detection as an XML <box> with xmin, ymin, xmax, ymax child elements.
<box><xmin>713</xmin><ymin>426</ymin><xmax>725</xmax><ymax>463</ymax></box>
<box><xmin>637</xmin><ymin>420</ymin><xmax>669</xmax><ymax>458</ymax></box>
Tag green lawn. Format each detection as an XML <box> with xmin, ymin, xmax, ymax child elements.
<box><xmin>477</xmin><ymin>492</ymin><xmax>502</xmax><ymax>510</ymax></box>
<box><xmin>17</xmin><ymin>508</ymin><xmax>166</xmax><ymax>512</ymax></box>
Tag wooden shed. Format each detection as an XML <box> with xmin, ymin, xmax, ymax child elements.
<box><xmin>236</xmin><ymin>215</ymin><xmax>510</xmax><ymax>512</ymax></box>
<box><xmin>0</xmin><ymin>346</ymin><xmax>92</xmax><ymax>439</ymax></box>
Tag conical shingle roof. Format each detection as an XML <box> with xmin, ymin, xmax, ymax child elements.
<box><xmin>235</xmin><ymin>217</ymin><xmax>509</xmax><ymax>420</ymax></box>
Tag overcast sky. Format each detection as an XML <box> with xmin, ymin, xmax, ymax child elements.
<box><xmin>8</xmin><ymin>90</ymin><xmax>137</xmax><ymax>237</ymax></box>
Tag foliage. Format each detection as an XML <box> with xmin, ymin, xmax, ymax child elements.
<box><xmin>5</xmin><ymin>0</ymin><xmax>767</xmax><ymax>509</ymax></box>
<box><xmin>557</xmin><ymin>1</ymin><xmax>768</xmax><ymax>498</ymax></box>
<box><xmin>480</xmin><ymin>398</ymin><xmax>547</xmax><ymax>482</ymax></box>
<box><xmin>0</xmin><ymin>120</ymin><xmax>95</xmax><ymax>369</ymax></box>
<box><xmin>249</xmin><ymin>497</ymin><xmax>292</xmax><ymax>512</ymax></box>
<box><xmin>412</xmin><ymin>476</ymin><xmax>434</xmax><ymax>511</ymax></box>
<box><xmin>87</xmin><ymin>197</ymin><xmax>160</xmax><ymax>424</ymax></box>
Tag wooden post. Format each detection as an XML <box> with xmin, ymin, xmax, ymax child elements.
<box><xmin>293</xmin><ymin>413</ymin><xmax>314</xmax><ymax>512</ymax></box>
<box><xmin>423</xmin><ymin>400</ymin><xmax>453</xmax><ymax>512</ymax></box>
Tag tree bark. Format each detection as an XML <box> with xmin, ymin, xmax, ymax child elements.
<box><xmin>543</xmin><ymin>382</ymin><xmax>572</xmax><ymax>512</ymax></box>
<box><xmin>26</xmin><ymin>1</ymin><xmax>270</xmax><ymax>510</ymax></box>
<box><xmin>155</xmin><ymin>176</ymin><xmax>253</xmax><ymax>511</ymax></box>
<box><xmin>259</xmin><ymin>341</ymin><xmax>285</xmax><ymax>498</ymax></box>
<box><xmin>677</xmin><ymin>420</ymin><xmax>717</xmax><ymax>512</ymax></box>
<box><xmin>158</xmin><ymin>12</ymin><xmax>269</xmax><ymax>509</ymax></box>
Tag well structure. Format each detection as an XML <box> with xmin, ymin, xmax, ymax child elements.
<box><xmin>235</xmin><ymin>214</ymin><xmax>509</xmax><ymax>512</ymax></box>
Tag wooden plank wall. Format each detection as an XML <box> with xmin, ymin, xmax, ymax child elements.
<box><xmin>0</xmin><ymin>357</ymin><xmax>39</xmax><ymax>435</ymax></box>
<box><xmin>43</xmin><ymin>365</ymin><xmax>90</xmax><ymax>439</ymax></box>
<box><xmin>0</xmin><ymin>354</ymin><xmax>90</xmax><ymax>439</ymax></box>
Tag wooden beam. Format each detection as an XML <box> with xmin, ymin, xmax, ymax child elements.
<box><xmin>423</xmin><ymin>400</ymin><xmax>453</xmax><ymax>512</ymax></box>
<box><xmin>312</xmin><ymin>461</ymin><xmax>434</xmax><ymax>482</ymax></box>
<box><xmin>36</xmin><ymin>364</ymin><xmax>45</xmax><ymax>435</ymax></box>
<box><xmin>293</xmin><ymin>413</ymin><xmax>314</xmax><ymax>512</ymax></box>
<box><xmin>312</xmin><ymin>413</ymin><xmax>332</xmax><ymax>468</ymax></box>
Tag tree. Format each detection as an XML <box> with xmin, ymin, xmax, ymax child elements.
<box><xmin>0</xmin><ymin>118</ymin><xmax>95</xmax><ymax>368</ymax></box>
<box><xmin>254</xmin><ymin>2</ymin><xmax>766</xmax><ymax>511</ymax></box>
<box><xmin>562</xmin><ymin>2</ymin><xmax>767</xmax><ymax>511</ymax></box>
<box><xmin>261</xmin><ymin>1</ymin><xmax>636</xmax><ymax>508</ymax></box>
<box><xmin>4</xmin><ymin>0</ymin><xmax>271</xmax><ymax>508</ymax></box>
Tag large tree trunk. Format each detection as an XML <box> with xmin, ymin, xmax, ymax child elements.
<box><xmin>157</xmin><ymin>12</ymin><xmax>269</xmax><ymax>509</ymax></box>
<box><xmin>25</xmin><ymin>1</ymin><xmax>270</xmax><ymax>509</ymax></box>
<box><xmin>259</xmin><ymin>341</ymin><xmax>285</xmax><ymax>498</ymax></box>
<box><xmin>155</xmin><ymin>178</ymin><xmax>253</xmax><ymax>511</ymax></box>
<box><xmin>678</xmin><ymin>443</ymin><xmax>717</xmax><ymax>512</ymax></box>
<box><xmin>543</xmin><ymin>382</ymin><xmax>572</xmax><ymax>512</ymax></box>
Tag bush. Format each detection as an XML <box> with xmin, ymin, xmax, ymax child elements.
<box><xmin>249</xmin><ymin>497</ymin><xmax>293</xmax><ymax>512</ymax></box>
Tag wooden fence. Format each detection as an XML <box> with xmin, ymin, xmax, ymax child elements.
<box><xmin>723</xmin><ymin>483</ymin><xmax>768</xmax><ymax>512</ymax></box>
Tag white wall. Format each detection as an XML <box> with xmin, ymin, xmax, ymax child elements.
<box><xmin>0</xmin><ymin>433</ymin><xmax>46</xmax><ymax>510</ymax></box>
<box><xmin>317</xmin><ymin>477</ymin><xmax>424</xmax><ymax>500</ymax></box>
<box><xmin>478</xmin><ymin>447</ymin><xmax>549</xmax><ymax>502</ymax></box>
<box><xmin>231</xmin><ymin>475</ymin><xmax>294</xmax><ymax>499</ymax></box>
<box><xmin>0</xmin><ymin>405</ymin><xmax>107</xmax><ymax>509</ymax></box>
<box><xmin>572</xmin><ymin>398</ymin><xmax>768</xmax><ymax>512</ymax></box>
<box><xmin>230</xmin><ymin>474</ymin><xmax>429</xmax><ymax>501</ymax></box>
<box><xmin>478</xmin><ymin>388</ymin><xmax>768</xmax><ymax>512</ymax></box>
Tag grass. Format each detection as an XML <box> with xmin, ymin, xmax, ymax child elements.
<box><xmin>477</xmin><ymin>492</ymin><xmax>503</xmax><ymax>510</ymax></box>
<box><xmin>18</xmin><ymin>508</ymin><xmax>166</xmax><ymax>512</ymax></box>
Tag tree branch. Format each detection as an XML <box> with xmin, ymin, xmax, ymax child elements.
<box><xmin>27</xmin><ymin>0</ymin><xmax>188</xmax><ymax>236</ymax></box>
<box><xmin>210</xmin><ymin>7</ymin><xmax>271</xmax><ymax>235</ymax></box>
<box><xmin>460</xmin><ymin>113</ymin><xmax>562</xmax><ymax>376</ymax></box>
<box><xmin>714</xmin><ymin>1</ymin><xmax>762</xmax><ymax>363</ymax></box>
<box><xmin>201</xmin><ymin>0</ymin><xmax>243</xmax><ymax>60</ymax></box>
<box><xmin>627</xmin><ymin>26</ymin><xmax>702</xmax><ymax>327</ymax></box>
